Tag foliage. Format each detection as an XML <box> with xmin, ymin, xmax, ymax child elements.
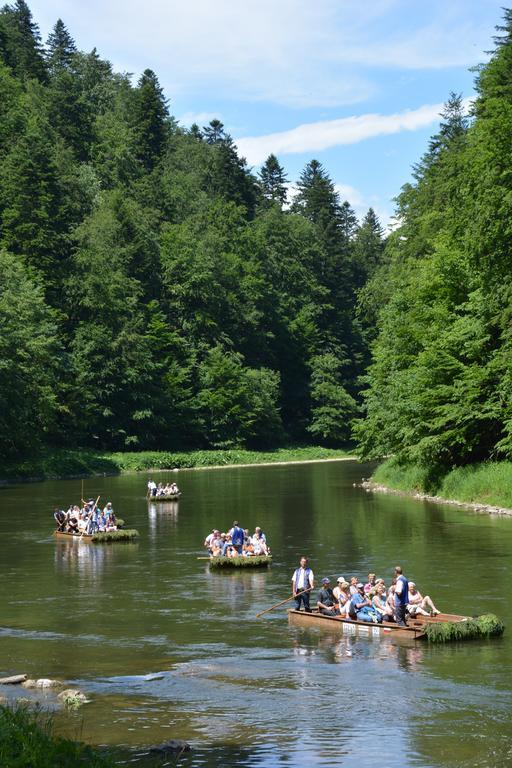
<box><xmin>425</xmin><ymin>614</ymin><xmax>505</xmax><ymax>643</ymax></box>
<box><xmin>0</xmin><ymin>704</ymin><xmax>113</xmax><ymax>767</ymax></box>
<box><xmin>356</xmin><ymin>18</ymin><xmax>512</xmax><ymax>480</ymax></box>
<box><xmin>0</xmin><ymin>1</ymin><xmax>382</xmax><ymax>465</ymax></box>
<box><xmin>0</xmin><ymin>446</ymin><xmax>354</xmax><ymax>481</ymax></box>
<box><xmin>91</xmin><ymin>528</ymin><xmax>139</xmax><ymax>542</ymax></box>
<box><xmin>209</xmin><ymin>555</ymin><xmax>272</xmax><ymax>568</ymax></box>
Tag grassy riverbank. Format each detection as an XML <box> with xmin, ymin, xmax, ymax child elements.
<box><xmin>373</xmin><ymin>458</ymin><xmax>512</xmax><ymax>510</ymax></box>
<box><xmin>0</xmin><ymin>705</ymin><xmax>112</xmax><ymax>767</ymax></box>
<box><xmin>0</xmin><ymin>446</ymin><xmax>354</xmax><ymax>484</ymax></box>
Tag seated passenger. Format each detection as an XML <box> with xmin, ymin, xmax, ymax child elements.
<box><xmin>372</xmin><ymin>585</ymin><xmax>394</xmax><ymax>621</ymax></box>
<box><xmin>407</xmin><ymin>582</ymin><xmax>440</xmax><ymax>616</ymax></box>
<box><xmin>349</xmin><ymin>576</ymin><xmax>359</xmax><ymax>595</ymax></box>
<box><xmin>67</xmin><ymin>514</ymin><xmax>79</xmax><ymax>534</ymax></box>
<box><xmin>317</xmin><ymin>578</ymin><xmax>339</xmax><ymax>615</ymax></box>
<box><xmin>385</xmin><ymin>584</ymin><xmax>397</xmax><ymax>621</ymax></box>
<box><xmin>364</xmin><ymin>573</ymin><xmax>376</xmax><ymax>595</ymax></box>
<box><xmin>334</xmin><ymin>579</ymin><xmax>351</xmax><ymax>616</ymax></box>
<box><xmin>204</xmin><ymin>530</ymin><xmax>216</xmax><ymax>549</ymax></box>
<box><xmin>349</xmin><ymin>583</ymin><xmax>382</xmax><ymax>623</ymax></box>
<box><xmin>252</xmin><ymin>532</ymin><xmax>268</xmax><ymax>555</ymax></box>
<box><xmin>103</xmin><ymin>502</ymin><xmax>114</xmax><ymax>518</ymax></box>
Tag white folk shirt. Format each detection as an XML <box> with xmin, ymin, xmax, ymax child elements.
<box><xmin>292</xmin><ymin>567</ymin><xmax>314</xmax><ymax>590</ymax></box>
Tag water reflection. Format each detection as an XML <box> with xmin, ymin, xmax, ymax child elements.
<box><xmin>54</xmin><ymin>539</ymin><xmax>138</xmax><ymax>584</ymax></box>
<box><xmin>148</xmin><ymin>502</ymin><xmax>179</xmax><ymax>541</ymax></box>
<box><xmin>291</xmin><ymin>629</ymin><xmax>424</xmax><ymax>671</ymax></box>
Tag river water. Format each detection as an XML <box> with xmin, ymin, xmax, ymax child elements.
<box><xmin>1</xmin><ymin>460</ymin><xmax>511</xmax><ymax>767</ymax></box>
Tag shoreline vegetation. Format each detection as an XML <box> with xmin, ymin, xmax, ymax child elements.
<box><xmin>0</xmin><ymin>446</ymin><xmax>355</xmax><ymax>485</ymax></box>
<box><xmin>366</xmin><ymin>458</ymin><xmax>512</xmax><ymax>516</ymax></box>
<box><xmin>0</xmin><ymin>705</ymin><xmax>113</xmax><ymax>768</ymax></box>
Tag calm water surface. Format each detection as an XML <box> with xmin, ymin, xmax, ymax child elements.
<box><xmin>1</xmin><ymin>460</ymin><xmax>511</xmax><ymax>767</ymax></box>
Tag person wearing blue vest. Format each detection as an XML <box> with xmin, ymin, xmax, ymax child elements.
<box><xmin>393</xmin><ymin>565</ymin><xmax>409</xmax><ymax>627</ymax></box>
<box><xmin>226</xmin><ymin>521</ymin><xmax>245</xmax><ymax>555</ymax></box>
<box><xmin>292</xmin><ymin>557</ymin><xmax>315</xmax><ymax>612</ymax></box>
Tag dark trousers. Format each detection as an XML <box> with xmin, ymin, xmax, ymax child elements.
<box><xmin>295</xmin><ymin>591</ymin><xmax>311</xmax><ymax>612</ymax></box>
<box><xmin>395</xmin><ymin>603</ymin><xmax>407</xmax><ymax>627</ymax></box>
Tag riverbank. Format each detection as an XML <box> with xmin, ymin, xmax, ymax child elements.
<box><xmin>0</xmin><ymin>705</ymin><xmax>112</xmax><ymax>767</ymax></box>
<box><xmin>0</xmin><ymin>446</ymin><xmax>355</xmax><ymax>485</ymax></box>
<box><xmin>366</xmin><ymin>458</ymin><xmax>512</xmax><ymax>516</ymax></box>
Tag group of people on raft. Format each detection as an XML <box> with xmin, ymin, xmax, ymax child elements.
<box><xmin>204</xmin><ymin>522</ymin><xmax>270</xmax><ymax>557</ymax></box>
<box><xmin>147</xmin><ymin>480</ymin><xmax>180</xmax><ymax>497</ymax></box>
<box><xmin>53</xmin><ymin>499</ymin><xmax>117</xmax><ymax>535</ymax></box>
<box><xmin>292</xmin><ymin>558</ymin><xmax>440</xmax><ymax>627</ymax></box>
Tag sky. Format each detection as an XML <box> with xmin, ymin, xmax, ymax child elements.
<box><xmin>29</xmin><ymin>0</ymin><xmax>505</xmax><ymax>227</ymax></box>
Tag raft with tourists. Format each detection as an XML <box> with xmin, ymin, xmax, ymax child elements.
<box><xmin>286</xmin><ymin>608</ymin><xmax>505</xmax><ymax>642</ymax></box>
<box><xmin>202</xmin><ymin>522</ymin><xmax>271</xmax><ymax>566</ymax></box>
<box><xmin>147</xmin><ymin>480</ymin><xmax>181</xmax><ymax>501</ymax></box>
<box><xmin>53</xmin><ymin>495</ymin><xmax>139</xmax><ymax>543</ymax></box>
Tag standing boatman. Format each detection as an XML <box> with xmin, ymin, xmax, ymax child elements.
<box><xmin>292</xmin><ymin>557</ymin><xmax>315</xmax><ymax>612</ymax></box>
<box><xmin>393</xmin><ymin>565</ymin><xmax>409</xmax><ymax>627</ymax></box>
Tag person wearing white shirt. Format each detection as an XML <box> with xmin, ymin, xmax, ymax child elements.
<box><xmin>291</xmin><ymin>557</ymin><xmax>315</xmax><ymax>612</ymax></box>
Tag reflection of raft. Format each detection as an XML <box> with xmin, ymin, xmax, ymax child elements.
<box><xmin>53</xmin><ymin>529</ymin><xmax>139</xmax><ymax>543</ymax></box>
<box><xmin>209</xmin><ymin>555</ymin><xmax>272</xmax><ymax>568</ymax></box>
<box><xmin>147</xmin><ymin>493</ymin><xmax>181</xmax><ymax>501</ymax></box>
<box><xmin>288</xmin><ymin>609</ymin><xmax>504</xmax><ymax>642</ymax></box>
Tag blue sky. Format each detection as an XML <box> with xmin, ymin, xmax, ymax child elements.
<box><xmin>30</xmin><ymin>0</ymin><xmax>505</xmax><ymax>226</ymax></box>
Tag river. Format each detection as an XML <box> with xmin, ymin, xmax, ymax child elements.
<box><xmin>1</xmin><ymin>460</ymin><xmax>511</xmax><ymax>767</ymax></box>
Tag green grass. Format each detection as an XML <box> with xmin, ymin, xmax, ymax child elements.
<box><xmin>373</xmin><ymin>457</ymin><xmax>512</xmax><ymax>510</ymax></box>
<box><xmin>209</xmin><ymin>555</ymin><xmax>272</xmax><ymax>568</ymax></box>
<box><xmin>91</xmin><ymin>529</ymin><xmax>139</xmax><ymax>543</ymax></box>
<box><xmin>439</xmin><ymin>462</ymin><xmax>512</xmax><ymax>509</ymax></box>
<box><xmin>0</xmin><ymin>704</ymin><xmax>113</xmax><ymax>767</ymax></box>
<box><xmin>425</xmin><ymin>613</ymin><xmax>505</xmax><ymax>643</ymax></box>
<box><xmin>1</xmin><ymin>446</ymin><xmax>354</xmax><ymax>483</ymax></box>
<box><xmin>372</xmin><ymin>457</ymin><xmax>432</xmax><ymax>493</ymax></box>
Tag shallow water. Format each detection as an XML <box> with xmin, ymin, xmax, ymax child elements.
<box><xmin>1</xmin><ymin>460</ymin><xmax>511</xmax><ymax>767</ymax></box>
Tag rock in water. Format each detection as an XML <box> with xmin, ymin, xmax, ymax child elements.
<box><xmin>149</xmin><ymin>740</ymin><xmax>191</xmax><ymax>756</ymax></box>
<box><xmin>23</xmin><ymin>678</ymin><xmax>61</xmax><ymax>688</ymax></box>
<box><xmin>58</xmin><ymin>689</ymin><xmax>89</xmax><ymax>706</ymax></box>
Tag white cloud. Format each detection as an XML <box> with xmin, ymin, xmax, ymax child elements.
<box><xmin>28</xmin><ymin>0</ymin><xmax>496</xmax><ymax>109</ymax></box>
<box><xmin>178</xmin><ymin>112</ymin><xmax>220</xmax><ymax>127</ymax></box>
<box><xmin>236</xmin><ymin>103</ymin><xmax>444</xmax><ymax>165</ymax></box>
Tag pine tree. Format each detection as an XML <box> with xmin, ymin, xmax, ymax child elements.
<box><xmin>202</xmin><ymin>119</ymin><xmax>225</xmax><ymax>145</ymax></box>
<box><xmin>0</xmin><ymin>0</ymin><xmax>47</xmax><ymax>81</ymax></box>
<box><xmin>352</xmin><ymin>208</ymin><xmax>384</xmax><ymax>288</ymax></box>
<box><xmin>130</xmin><ymin>68</ymin><xmax>169</xmax><ymax>171</ymax></box>
<box><xmin>258</xmin><ymin>154</ymin><xmax>288</xmax><ymax>207</ymax></box>
<box><xmin>46</xmin><ymin>18</ymin><xmax>77</xmax><ymax>74</ymax></box>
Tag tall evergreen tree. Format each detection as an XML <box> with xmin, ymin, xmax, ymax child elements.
<box><xmin>130</xmin><ymin>68</ymin><xmax>169</xmax><ymax>171</ymax></box>
<box><xmin>0</xmin><ymin>0</ymin><xmax>46</xmax><ymax>81</ymax></box>
<box><xmin>45</xmin><ymin>18</ymin><xmax>76</xmax><ymax>74</ymax></box>
<box><xmin>258</xmin><ymin>154</ymin><xmax>288</xmax><ymax>207</ymax></box>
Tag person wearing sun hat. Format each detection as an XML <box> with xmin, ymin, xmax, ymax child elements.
<box><xmin>334</xmin><ymin>577</ymin><xmax>351</xmax><ymax>616</ymax></box>
<box><xmin>317</xmin><ymin>577</ymin><xmax>339</xmax><ymax>616</ymax></box>
<box><xmin>333</xmin><ymin>576</ymin><xmax>347</xmax><ymax>602</ymax></box>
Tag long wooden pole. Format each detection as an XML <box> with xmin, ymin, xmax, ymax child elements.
<box><xmin>256</xmin><ymin>587</ymin><xmax>313</xmax><ymax>618</ymax></box>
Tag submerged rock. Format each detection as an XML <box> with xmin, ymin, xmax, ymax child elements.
<box><xmin>149</xmin><ymin>739</ymin><xmax>191</xmax><ymax>756</ymax></box>
<box><xmin>58</xmin><ymin>689</ymin><xmax>89</xmax><ymax>707</ymax></box>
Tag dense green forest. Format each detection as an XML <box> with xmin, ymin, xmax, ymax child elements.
<box><xmin>0</xmin><ymin>1</ymin><xmax>384</xmax><ymax>464</ymax></box>
<box><xmin>356</xmin><ymin>10</ymin><xmax>512</xmax><ymax>489</ymax></box>
<box><xmin>4</xmin><ymin>1</ymin><xmax>512</xmax><ymax>484</ymax></box>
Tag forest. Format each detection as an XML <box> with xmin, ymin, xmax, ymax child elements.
<box><xmin>0</xmin><ymin>0</ymin><xmax>384</xmax><ymax>464</ymax></box>
<box><xmin>2</xmin><ymin>1</ymin><xmax>512</xmax><ymax>489</ymax></box>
